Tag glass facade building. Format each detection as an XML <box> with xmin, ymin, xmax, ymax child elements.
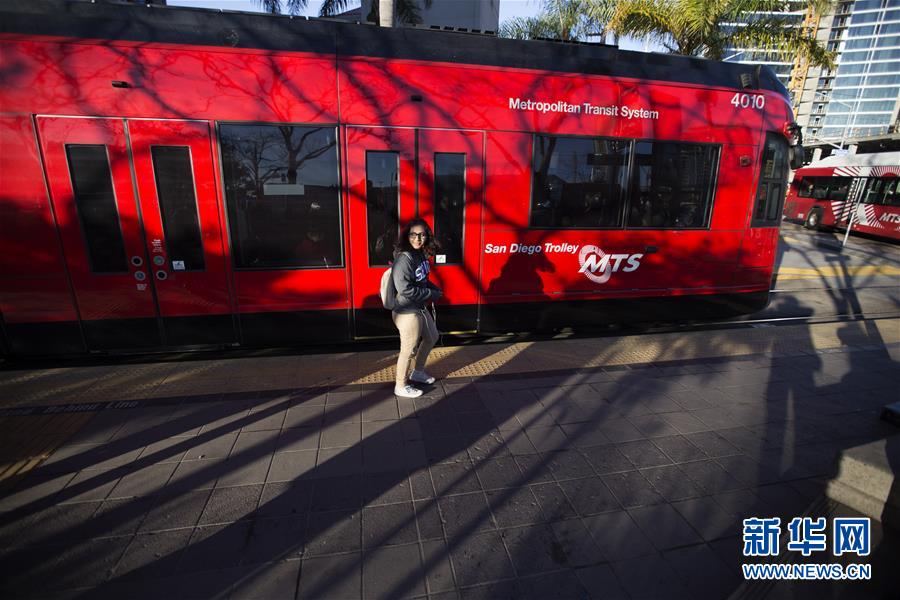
<box><xmin>726</xmin><ymin>0</ymin><xmax>900</xmax><ymax>150</ymax></box>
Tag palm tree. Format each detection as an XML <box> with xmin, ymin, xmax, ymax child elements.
<box><xmin>255</xmin><ymin>0</ymin><xmax>427</xmax><ymax>25</ymax></box>
<box><xmin>499</xmin><ymin>0</ymin><xmax>616</xmax><ymax>42</ymax></box>
<box><xmin>607</xmin><ymin>0</ymin><xmax>834</xmax><ymax>68</ymax></box>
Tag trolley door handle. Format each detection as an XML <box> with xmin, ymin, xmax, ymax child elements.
<box><xmin>644</xmin><ymin>246</ymin><xmax>658</xmax><ymax>254</ymax></box>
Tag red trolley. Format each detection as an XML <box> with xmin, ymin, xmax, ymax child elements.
<box><xmin>0</xmin><ymin>0</ymin><xmax>801</xmax><ymax>355</ymax></box>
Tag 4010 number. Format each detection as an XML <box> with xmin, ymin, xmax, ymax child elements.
<box><xmin>731</xmin><ymin>93</ymin><xmax>766</xmax><ymax>110</ymax></box>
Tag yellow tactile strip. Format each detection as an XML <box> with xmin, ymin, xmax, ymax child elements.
<box><xmin>0</xmin><ymin>318</ymin><xmax>896</xmax><ymax>407</ymax></box>
<box><xmin>0</xmin><ymin>412</ymin><xmax>93</xmax><ymax>487</ymax></box>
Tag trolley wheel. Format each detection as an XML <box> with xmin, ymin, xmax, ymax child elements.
<box><xmin>804</xmin><ymin>208</ymin><xmax>822</xmax><ymax>230</ymax></box>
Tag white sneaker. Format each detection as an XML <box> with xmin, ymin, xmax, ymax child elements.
<box><xmin>394</xmin><ymin>384</ymin><xmax>423</xmax><ymax>398</ymax></box>
<box><xmin>409</xmin><ymin>370</ymin><xmax>436</xmax><ymax>385</ymax></box>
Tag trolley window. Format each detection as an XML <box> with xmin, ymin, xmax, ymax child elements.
<box><xmin>751</xmin><ymin>133</ymin><xmax>789</xmax><ymax>227</ymax></box>
<box><xmin>627</xmin><ymin>142</ymin><xmax>718</xmax><ymax>229</ymax></box>
<box><xmin>530</xmin><ymin>136</ymin><xmax>629</xmax><ymax>229</ymax></box>
<box><xmin>151</xmin><ymin>146</ymin><xmax>205</xmax><ymax>271</ymax></box>
<box><xmin>366</xmin><ymin>151</ymin><xmax>400</xmax><ymax>267</ymax></box>
<box><xmin>799</xmin><ymin>176</ymin><xmax>852</xmax><ymax>201</ymax></box>
<box><xmin>220</xmin><ymin>124</ymin><xmax>341</xmax><ymax>269</ymax></box>
<box><xmin>65</xmin><ymin>144</ymin><xmax>128</xmax><ymax>273</ymax></box>
<box><xmin>433</xmin><ymin>153</ymin><xmax>465</xmax><ymax>264</ymax></box>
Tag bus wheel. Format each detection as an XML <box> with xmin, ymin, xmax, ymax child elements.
<box><xmin>804</xmin><ymin>208</ymin><xmax>822</xmax><ymax>230</ymax></box>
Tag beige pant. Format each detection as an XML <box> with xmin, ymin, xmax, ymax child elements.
<box><xmin>393</xmin><ymin>308</ymin><xmax>439</xmax><ymax>387</ymax></box>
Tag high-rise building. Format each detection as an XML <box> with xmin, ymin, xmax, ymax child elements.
<box><xmin>727</xmin><ymin>0</ymin><xmax>900</xmax><ymax>159</ymax></box>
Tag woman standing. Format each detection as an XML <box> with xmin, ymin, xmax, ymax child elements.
<box><xmin>391</xmin><ymin>219</ymin><xmax>442</xmax><ymax>398</ymax></box>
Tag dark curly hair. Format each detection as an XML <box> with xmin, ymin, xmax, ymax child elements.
<box><xmin>395</xmin><ymin>218</ymin><xmax>438</xmax><ymax>258</ymax></box>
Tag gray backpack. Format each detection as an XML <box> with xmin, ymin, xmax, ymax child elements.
<box><xmin>380</xmin><ymin>264</ymin><xmax>397</xmax><ymax>310</ymax></box>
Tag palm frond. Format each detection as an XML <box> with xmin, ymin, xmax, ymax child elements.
<box><xmin>253</xmin><ymin>0</ymin><xmax>308</xmax><ymax>15</ymax></box>
<box><xmin>319</xmin><ymin>0</ymin><xmax>354</xmax><ymax>17</ymax></box>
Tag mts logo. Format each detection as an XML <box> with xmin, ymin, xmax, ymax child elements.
<box><xmin>881</xmin><ymin>213</ymin><xmax>900</xmax><ymax>224</ymax></box>
<box><xmin>578</xmin><ymin>245</ymin><xmax>643</xmax><ymax>284</ymax></box>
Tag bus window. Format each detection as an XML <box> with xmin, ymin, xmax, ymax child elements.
<box><xmin>797</xmin><ymin>177</ymin><xmax>817</xmax><ymax>198</ymax></box>
<box><xmin>884</xmin><ymin>178</ymin><xmax>900</xmax><ymax>206</ymax></box>
<box><xmin>828</xmin><ymin>177</ymin><xmax>852</xmax><ymax>202</ymax></box>
<box><xmin>751</xmin><ymin>132</ymin><xmax>789</xmax><ymax>227</ymax></box>
<box><xmin>811</xmin><ymin>179</ymin><xmax>829</xmax><ymax>199</ymax></box>
<box><xmin>530</xmin><ymin>136</ymin><xmax>629</xmax><ymax>229</ymax></box>
<box><xmin>627</xmin><ymin>141</ymin><xmax>719</xmax><ymax>229</ymax></box>
<box><xmin>220</xmin><ymin>124</ymin><xmax>341</xmax><ymax>269</ymax></box>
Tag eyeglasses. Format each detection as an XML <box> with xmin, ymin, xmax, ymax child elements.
<box><xmin>408</xmin><ymin>232</ymin><xmax>428</xmax><ymax>239</ymax></box>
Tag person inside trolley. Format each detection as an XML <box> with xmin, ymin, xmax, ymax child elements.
<box><xmin>391</xmin><ymin>218</ymin><xmax>442</xmax><ymax>398</ymax></box>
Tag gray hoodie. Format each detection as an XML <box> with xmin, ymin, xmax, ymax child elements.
<box><xmin>392</xmin><ymin>250</ymin><xmax>441</xmax><ymax>313</ymax></box>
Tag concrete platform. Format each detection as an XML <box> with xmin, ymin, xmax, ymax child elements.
<box><xmin>1</xmin><ymin>318</ymin><xmax>899</xmax><ymax>599</ymax></box>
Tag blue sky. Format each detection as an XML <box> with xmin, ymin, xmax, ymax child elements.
<box><xmin>167</xmin><ymin>0</ymin><xmax>659</xmax><ymax>51</ymax></box>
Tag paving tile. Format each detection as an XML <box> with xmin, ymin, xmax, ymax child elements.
<box><xmin>409</xmin><ymin>469</ymin><xmax>435</xmax><ymax>500</ymax></box>
<box><xmin>467</xmin><ymin>429</ymin><xmax>509</xmax><ymax>462</ymax></box>
<box><xmin>450</xmin><ymin>530</ymin><xmax>515</xmax><ymax>587</ymax></box>
<box><xmin>485</xmin><ymin>487</ymin><xmax>543</xmax><ymax>528</ymax></box>
<box><xmin>594</xmin><ymin>418</ymin><xmax>645</xmax><ymax>443</ymax></box>
<box><xmin>420</xmin><ymin>539</ymin><xmax>456</xmax><ymax>593</ymax></box>
<box><xmin>315</xmin><ymin>446</ymin><xmax>363</xmax><ymax>478</ymax></box>
<box><xmin>558</xmin><ymin>477</ymin><xmax>619</xmax><ymax>515</ymax></box>
<box><xmin>231</xmin><ymin>430</ymin><xmax>279</xmax><ymax>458</ymax></box>
<box><xmin>198</xmin><ymin>484</ymin><xmax>262</xmax><ymax>525</ymax></box>
<box><xmin>231</xmin><ymin>561</ymin><xmax>301</xmax><ymax>599</ymax></box>
<box><xmin>178</xmin><ymin>522</ymin><xmax>253</xmax><ymax>573</ymax></box>
<box><xmin>579</xmin><ymin>444</ymin><xmax>633</xmax><ymax>475</ymax></box>
<box><xmin>362</xmin><ymin>471</ymin><xmax>412</xmax><ymax>506</ymax></box>
<box><xmin>11</xmin><ymin>502</ymin><xmax>102</xmax><ymax>547</ymax></box>
<box><xmin>139</xmin><ymin>490</ymin><xmax>211</xmax><ymax>532</ymax></box>
<box><xmin>59</xmin><ymin>470</ymin><xmax>122</xmax><ymax>503</ymax></box>
<box><xmin>651</xmin><ymin>434</ymin><xmax>708</xmax><ymax>463</ymax></box>
<box><xmin>548</xmin><ymin>518</ymin><xmax>602</xmax><ymax>567</ymax></box>
<box><xmin>544</xmin><ymin>449</ymin><xmax>595</xmax><ymax>481</ymax></box>
<box><xmin>530</xmin><ymin>482</ymin><xmax>578</xmax><ymax>521</ymax></box>
<box><xmin>282</xmin><ymin>404</ymin><xmax>325</xmax><ymax>429</ymax></box>
<box><xmin>309</xmin><ymin>475</ymin><xmax>362</xmax><ymax>512</ymax></box>
<box><xmin>611</xmin><ymin>553</ymin><xmax>693</xmax><ymax>599</ymax></box>
<box><xmin>659</xmin><ymin>411</ymin><xmax>710</xmax><ymax>434</ymax></box>
<box><xmin>90</xmin><ymin>497</ymin><xmax>155</xmax><ymax>538</ymax></box>
<box><xmin>664</xmin><ymin>543</ymin><xmax>740</xmax><ymax>599</ymax></box>
<box><xmin>319</xmin><ymin>422</ymin><xmax>361</xmax><ymax>448</ymax></box>
<box><xmin>616</xmin><ymin>440</ymin><xmax>673</xmax><ymax>469</ymax></box>
<box><xmin>640</xmin><ymin>464</ymin><xmax>705</xmax><ymax>502</ymax></box>
<box><xmin>431</xmin><ymin>461</ymin><xmax>481</xmax><ymax>496</ymax></box>
<box><xmin>512</xmin><ymin>454</ymin><xmax>554</xmax><ymax>482</ymax></box>
<box><xmin>524</xmin><ymin>426</ymin><xmax>570</xmax><ymax>452</ymax></box>
<box><xmin>182</xmin><ymin>433</ymin><xmax>237</xmax><ymax>461</ymax></box>
<box><xmin>601</xmin><ymin>470</ymin><xmax>664</xmax><ymax>508</ymax></box>
<box><xmin>438</xmin><ymin>492</ymin><xmax>492</xmax><ymax>535</ymax></box>
<box><xmin>363</xmin><ymin>544</ymin><xmax>426</xmax><ymax>598</ymax></box>
<box><xmin>458</xmin><ymin>580</ymin><xmax>519</xmax><ymax>600</ymax></box>
<box><xmin>415</xmin><ymin>499</ymin><xmax>445</xmax><ymax>540</ymax></box>
<box><xmin>628</xmin><ymin>504</ymin><xmax>703</xmax><ymax>550</ymax></box>
<box><xmin>305</xmin><ymin>509</ymin><xmax>361</xmax><ymax>556</ymax></box>
<box><xmin>137</xmin><ymin>437</ymin><xmax>189</xmax><ymax>464</ymax></box>
<box><xmin>514</xmin><ymin>570</ymin><xmax>589</xmax><ymax>600</ymax></box>
<box><xmin>298</xmin><ymin>553</ymin><xmax>361</xmax><ymax>599</ymax></box>
<box><xmin>499</xmin><ymin>523</ymin><xmax>565</xmax><ymax>575</ymax></box>
<box><xmin>114</xmin><ymin>529</ymin><xmax>192</xmax><ymax>581</ymax></box>
<box><xmin>216</xmin><ymin>455</ymin><xmax>274</xmax><ymax>488</ymax></box>
<box><xmin>671</xmin><ymin>496</ymin><xmax>741</xmax><ymax>542</ymax></box>
<box><xmin>266</xmin><ymin>450</ymin><xmax>317</xmax><ymax>483</ymax></box>
<box><xmin>627</xmin><ymin>414</ymin><xmax>682</xmax><ymax>438</ymax></box>
<box><xmin>362</xmin><ymin>502</ymin><xmax>418</xmax><ymax>548</ymax></box>
<box><xmin>678</xmin><ymin>459</ymin><xmax>745</xmax><ymax>494</ymax></box>
<box><xmin>582</xmin><ymin>510</ymin><xmax>655</xmax><ymax>561</ymax></box>
<box><xmin>167</xmin><ymin>458</ymin><xmax>225</xmax><ymax>492</ymax></box>
<box><xmin>475</xmin><ymin>456</ymin><xmax>524</xmax><ymax>490</ymax></box>
<box><xmin>240</xmin><ymin>516</ymin><xmax>306</xmax><ymax>564</ymax></box>
<box><xmin>574</xmin><ymin>563</ymin><xmax>629</xmax><ymax>600</ymax></box>
<box><xmin>275</xmin><ymin>427</ymin><xmax>319</xmax><ymax>453</ymax></box>
<box><xmin>109</xmin><ymin>463</ymin><xmax>177</xmax><ymax>498</ymax></box>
